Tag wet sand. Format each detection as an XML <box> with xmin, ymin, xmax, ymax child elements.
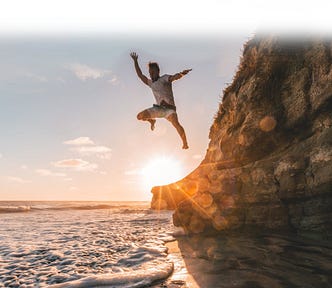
<box><xmin>161</xmin><ymin>232</ymin><xmax>332</xmax><ymax>288</ymax></box>
<box><xmin>164</xmin><ymin>241</ymin><xmax>199</xmax><ymax>288</ymax></box>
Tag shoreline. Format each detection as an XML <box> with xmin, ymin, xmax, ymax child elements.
<box><xmin>162</xmin><ymin>240</ymin><xmax>199</xmax><ymax>288</ymax></box>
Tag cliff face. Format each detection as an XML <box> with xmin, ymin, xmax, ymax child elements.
<box><xmin>151</xmin><ymin>36</ymin><xmax>332</xmax><ymax>236</ymax></box>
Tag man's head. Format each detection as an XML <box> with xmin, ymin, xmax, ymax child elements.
<box><xmin>148</xmin><ymin>62</ymin><xmax>160</xmax><ymax>82</ymax></box>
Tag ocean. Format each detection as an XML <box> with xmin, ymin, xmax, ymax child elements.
<box><xmin>0</xmin><ymin>201</ymin><xmax>176</xmax><ymax>287</ymax></box>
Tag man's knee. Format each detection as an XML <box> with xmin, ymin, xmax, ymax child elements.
<box><xmin>137</xmin><ymin>112</ymin><xmax>143</xmax><ymax>120</ymax></box>
<box><xmin>137</xmin><ymin>111</ymin><xmax>150</xmax><ymax>120</ymax></box>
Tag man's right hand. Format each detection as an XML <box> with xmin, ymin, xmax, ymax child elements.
<box><xmin>130</xmin><ymin>52</ymin><xmax>138</xmax><ymax>61</ymax></box>
<box><xmin>130</xmin><ymin>52</ymin><xmax>149</xmax><ymax>85</ymax></box>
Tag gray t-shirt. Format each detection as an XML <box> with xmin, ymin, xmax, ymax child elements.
<box><xmin>147</xmin><ymin>74</ymin><xmax>175</xmax><ymax>106</ymax></box>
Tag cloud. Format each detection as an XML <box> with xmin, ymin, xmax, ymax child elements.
<box><xmin>63</xmin><ymin>137</ymin><xmax>95</xmax><ymax>146</ymax></box>
<box><xmin>71</xmin><ymin>145</ymin><xmax>112</xmax><ymax>159</ymax></box>
<box><xmin>64</xmin><ymin>137</ymin><xmax>111</xmax><ymax>159</ymax></box>
<box><xmin>8</xmin><ymin>176</ymin><xmax>31</xmax><ymax>183</ymax></box>
<box><xmin>57</xmin><ymin>77</ymin><xmax>66</xmax><ymax>83</ymax></box>
<box><xmin>124</xmin><ymin>169</ymin><xmax>142</xmax><ymax>176</ymax></box>
<box><xmin>25</xmin><ymin>72</ymin><xmax>48</xmax><ymax>83</ymax></box>
<box><xmin>66</xmin><ymin>63</ymin><xmax>114</xmax><ymax>81</ymax></box>
<box><xmin>52</xmin><ymin>158</ymin><xmax>98</xmax><ymax>172</ymax></box>
<box><xmin>73</xmin><ymin>146</ymin><xmax>110</xmax><ymax>153</ymax></box>
<box><xmin>0</xmin><ymin>153</ymin><xmax>2</xmax><ymax>159</ymax></box>
<box><xmin>35</xmin><ymin>169</ymin><xmax>67</xmax><ymax>177</ymax></box>
<box><xmin>107</xmin><ymin>76</ymin><xmax>119</xmax><ymax>85</ymax></box>
<box><xmin>21</xmin><ymin>164</ymin><xmax>28</xmax><ymax>169</ymax></box>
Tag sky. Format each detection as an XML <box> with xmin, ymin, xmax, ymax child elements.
<box><xmin>0</xmin><ymin>0</ymin><xmax>331</xmax><ymax>201</ymax></box>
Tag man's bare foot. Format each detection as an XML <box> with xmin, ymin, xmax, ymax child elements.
<box><xmin>149</xmin><ymin>119</ymin><xmax>156</xmax><ymax>131</ymax></box>
<box><xmin>182</xmin><ymin>143</ymin><xmax>189</xmax><ymax>149</ymax></box>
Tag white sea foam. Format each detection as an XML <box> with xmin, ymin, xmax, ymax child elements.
<box><xmin>0</xmin><ymin>201</ymin><xmax>175</xmax><ymax>287</ymax></box>
<box><xmin>49</xmin><ymin>262</ymin><xmax>174</xmax><ymax>288</ymax></box>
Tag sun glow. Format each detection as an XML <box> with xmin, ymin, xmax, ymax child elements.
<box><xmin>142</xmin><ymin>156</ymin><xmax>183</xmax><ymax>188</ymax></box>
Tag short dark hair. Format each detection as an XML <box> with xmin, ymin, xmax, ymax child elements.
<box><xmin>148</xmin><ymin>62</ymin><xmax>160</xmax><ymax>72</ymax></box>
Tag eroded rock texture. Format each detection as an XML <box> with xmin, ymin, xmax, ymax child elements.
<box><xmin>151</xmin><ymin>36</ymin><xmax>332</xmax><ymax>236</ymax></box>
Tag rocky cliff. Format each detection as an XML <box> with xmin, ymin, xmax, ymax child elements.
<box><xmin>151</xmin><ymin>35</ymin><xmax>332</xmax><ymax>237</ymax></box>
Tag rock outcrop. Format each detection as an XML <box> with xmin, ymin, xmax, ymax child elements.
<box><xmin>151</xmin><ymin>35</ymin><xmax>332</xmax><ymax>237</ymax></box>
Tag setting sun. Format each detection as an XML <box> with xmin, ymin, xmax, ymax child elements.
<box><xmin>142</xmin><ymin>156</ymin><xmax>183</xmax><ymax>188</ymax></box>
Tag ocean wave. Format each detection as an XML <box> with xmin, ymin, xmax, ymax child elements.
<box><xmin>48</xmin><ymin>262</ymin><xmax>173</xmax><ymax>288</ymax></box>
<box><xmin>33</xmin><ymin>204</ymin><xmax>121</xmax><ymax>211</ymax></box>
<box><xmin>0</xmin><ymin>206</ymin><xmax>31</xmax><ymax>213</ymax></box>
<box><xmin>0</xmin><ymin>202</ymin><xmax>150</xmax><ymax>213</ymax></box>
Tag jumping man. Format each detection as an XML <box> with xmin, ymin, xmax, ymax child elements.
<box><xmin>130</xmin><ymin>52</ymin><xmax>191</xmax><ymax>149</ymax></box>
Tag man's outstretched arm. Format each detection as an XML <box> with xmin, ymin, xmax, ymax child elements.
<box><xmin>169</xmin><ymin>69</ymin><xmax>192</xmax><ymax>82</ymax></box>
<box><xmin>130</xmin><ymin>52</ymin><xmax>149</xmax><ymax>85</ymax></box>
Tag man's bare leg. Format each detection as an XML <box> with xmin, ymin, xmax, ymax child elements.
<box><xmin>148</xmin><ymin>119</ymin><xmax>156</xmax><ymax>131</ymax></box>
<box><xmin>137</xmin><ymin>110</ymin><xmax>156</xmax><ymax>131</ymax></box>
<box><xmin>167</xmin><ymin>113</ymin><xmax>189</xmax><ymax>149</ymax></box>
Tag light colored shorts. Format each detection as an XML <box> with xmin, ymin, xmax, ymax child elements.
<box><xmin>145</xmin><ymin>104</ymin><xmax>176</xmax><ymax>118</ymax></box>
